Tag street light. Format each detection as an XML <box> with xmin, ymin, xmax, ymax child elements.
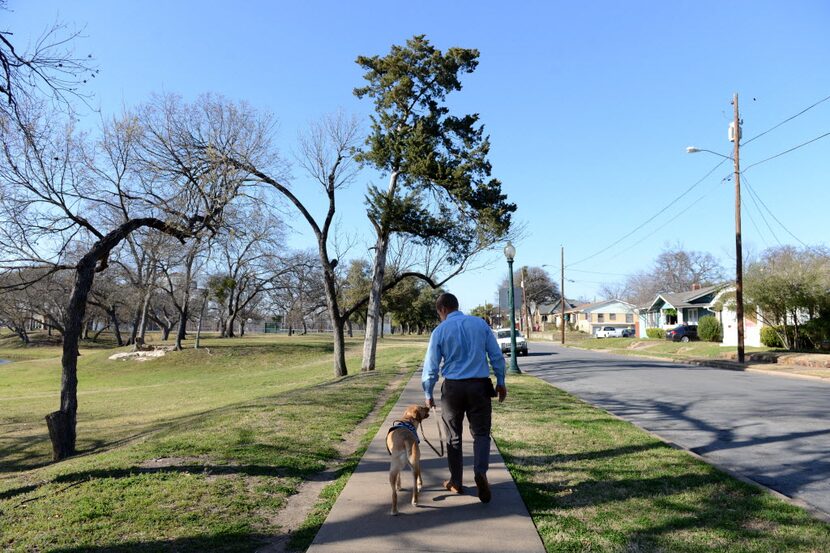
<box><xmin>686</xmin><ymin>146</ymin><xmax>732</xmax><ymax>159</ymax></box>
<box><xmin>503</xmin><ymin>241</ymin><xmax>521</xmax><ymax>374</ymax></box>
<box><xmin>686</xmin><ymin>92</ymin><xmax>745</xmax><ymax>364</ymax></box>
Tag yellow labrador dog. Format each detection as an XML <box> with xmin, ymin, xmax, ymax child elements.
<box><xmin>386</xmin><ymin>404</ymin><xmax>431</xmax><ymax>515</ymax></box>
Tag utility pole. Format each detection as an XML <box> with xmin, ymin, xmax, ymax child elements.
<box><xmin>521</xmin><ymin>266</ymin><xmax>530</xmax><ymax>339</ymax></box>
<box><xmin>560</xmin><ymin>246</ymin><xmax>566</xmax><ymax>344</ymax></box>
<box><xmin>732</xmin><ymin>93</ymin><xmax>746</xmax><ymax>363</ymax></box>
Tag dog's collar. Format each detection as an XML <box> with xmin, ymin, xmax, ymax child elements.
<box><xmin>386</xmin><ymin>420</ymin><xmax>420</xmax><ymax>454</ymax></box>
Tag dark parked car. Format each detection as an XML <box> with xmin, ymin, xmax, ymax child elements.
<box><xmin>666</xmin><ymin>324</ymin><xmax>698</xmax><ymax>342</ymax></box>
<box><xmin>621</xmin><ymin>328</ymin><xmax>636</xmax><ymax>338</ymax></box>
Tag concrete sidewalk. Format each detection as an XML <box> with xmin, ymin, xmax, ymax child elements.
<box><xmin>307</xmin><ymin>373</ymin><xmax>545</xmax><ymax>553</ymax></box>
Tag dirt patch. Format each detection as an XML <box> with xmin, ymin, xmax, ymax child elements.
<box><xmin>137</xmin><ymin>455</ymin><xmax>215</xmax><ymax>469</ymax></box>
<box><xmin>626</xmin><ymin>341</ymin><xmax>654</xmax><ymax>350</ymax></box>
<box><xmin>255</xmin><ymin>370</ymin><xmax>410</xmax><ymax>553</ymax></box>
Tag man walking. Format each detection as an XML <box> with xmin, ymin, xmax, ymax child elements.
<box><xmin>422</xmin><ymin>293</ymin><xmax>507</xmax><ymax>503</ymax></box>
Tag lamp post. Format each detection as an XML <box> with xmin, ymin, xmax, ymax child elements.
<box><xmin>503</xmin><ymin>241</ymin><xmax>521</xmax><ymax>374</ymax></box>
<box><xmin>686</xmin><ymin>92</ymin><xmax>745</xmax><ymax>363</ymax></box>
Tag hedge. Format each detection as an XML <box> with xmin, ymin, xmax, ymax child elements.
<box><xmin>646</xmin><ymin>327</ymin><xmax>666</xmax><ymax>339</ymax></box>
<box><xmin>698</xmin><ymin>316</ymin><xmax>722</xmax><ymax>342</ymax></box>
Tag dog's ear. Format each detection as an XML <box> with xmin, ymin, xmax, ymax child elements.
<box><xmin>403</xmin><ymin>405</ymin><xmax>419</xmax><ymax>420</ymax></box>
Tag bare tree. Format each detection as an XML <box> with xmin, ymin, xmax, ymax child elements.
<box><xmin>601</xmin><ymin>244</ymin><xmax>725</xmax><ymax>306</ymax></box>
<box><xmin>209</xmin><ymin>206</ymin><xmax>286</xmax><ymax>338</ymax></box>
<box><xmin>0</xmin><ymin>95</ymin><xmax>259</xmax><ymax>461</ymax></box>
<box><xmin>0</xmin><ymin>6</ymin><xmax>98</xmax><ymax>123</ymax></box>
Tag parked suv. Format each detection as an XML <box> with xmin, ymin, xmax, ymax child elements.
<box><xmin>666</xmin><ymin>324</ymin><xmax>698</xmax><ymax>342</ymax></box>
<box><xmin>596</xmin><ymin>326</ymin><xmax>624</xmax><ymax>338</ymax></box>
<box><xmin>494</xmin><ymin>329</ymin><xmax>528</xmax><ymax>356</ymax></box>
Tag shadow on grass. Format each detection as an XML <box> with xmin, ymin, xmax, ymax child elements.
<box><xmin>504</xmin><ymin>449</ymin><xmax>830</xmax><ymax>550</ymax></box>
<box><xmin>47</xmin><ymin>532</ymin><xmax>272</xmax><ymax>553</ymax></box>
<box><xmin>0</xmin><ymin>362</ymin><xmax>386</xmax><ymax>475</ymax></box>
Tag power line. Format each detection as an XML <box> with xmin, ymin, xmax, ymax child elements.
<box><xmin>742</xmin><ymin>188</ymin><xmax>774</xmax><ymax>248</ymax></box>
<box><xmin>568</xmin><ymin>268</ymin><xmax>635</xmax><ymax>277</ymax></box>
<box><xmin>600</xmin><ymin>175</ymin><xmax>729</xmax><ymax>265</ymax></box>
<box><xmin>742</xmin><ymin>176</ymin><xmax>781</xmax><ymax>246</ymax></box>
<box><xmin>741</xmin><ymin>173</ymin><xmax>808</xmax><ymax>247</ymax></box>
<box><xmin>568</xmin><ymin>158</ymin><xmax>729</xmax><ymax>268</ymax></box>
<box><xmin>743</xmin><ymin>93</ymin><xmax>830</xmax><ymax>147</ymax></box>
<box><xmin>744</xmin><ymin>131</ymin><xmax>830</xmax><ymax>171</ymax></box>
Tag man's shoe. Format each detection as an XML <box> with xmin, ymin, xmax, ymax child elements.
<box><xmin>475</xmin><ymin>473</ymin><xmax>491</xmax><ymax>503</ymax></box>
<box><xmin>443</xmin><ymin>480</ymin><xmax>464</xmax><ymax>494</ymax></box>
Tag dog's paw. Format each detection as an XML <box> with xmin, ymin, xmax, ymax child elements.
<box><xmin>390</xmin><ymin>509</ymin><xmax>399</xmax><ymax>516</ymax></box>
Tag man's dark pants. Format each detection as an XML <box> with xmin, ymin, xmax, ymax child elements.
<box><xmin>441</xmin><ymin>378</ymin><xmax>492</xmax><ymax>485</ymax></box>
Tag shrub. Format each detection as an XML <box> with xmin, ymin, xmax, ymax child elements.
<box><xmin>698</xmin><ymin>316</ymin><xmax>722</xmax><ymax>342</ymax></box>
<box><xmin>802</xmin><ymin>316</ymin><xmax>830</xmax><ymax>349</ymax></box>
<box><xmin>646</xmin><ymin>327</ymin><xmax>666</xmax><ymax>339</ymax></box>
<box><xmin>760</xmin><ymin>325</ymin><xmax>783</xmax><ymax>348</ymax></box>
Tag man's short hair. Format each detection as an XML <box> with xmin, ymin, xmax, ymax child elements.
<box><xmin>436</xmin><ymin>293</ymin><xmax>459</xmax><ymax>312</ymax></box>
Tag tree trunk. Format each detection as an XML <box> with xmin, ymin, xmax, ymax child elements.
<box><xmin>46</xmin><ymin>255</ymin><xmax>96</xmax><ymax>461</ymax></box>
<box><xmin>361</xmin><ymin>170</ymin><xmax>399</xmax><ymax>372</ymax></box>
<box><xmin>175</xmin><ymin>303</ymin><xmax>188</xmax><ymax>351</ymax></box>
<box><xmin>160</xmin><ymin>325</ymin><xmax>170</xmax><ymax>341</ymax></box>
<box><xmin>346</xmin><ymin>320</ymin><xmax>353</xmax><ymax>338</ymax></box>
<box><xmin>224</xmin><ymin>316</ymin><xmax>236</xmax><ymax>338</ymax></box>
<box><xmin>107</xmin><ymin>307</ymin><xmax>124</xmax><ymax>347</ymax></box>
<box><xmin>13</xmin><ymin>326</ymin><xmax>29</xmax><ymax>344</ymax></box>
<box><xmin>91</xmin><ymin>323</ymin><xmax>109</xmax><ymax>342</ymax></box>
<box><xmin>362</xmin><ymin>232</ymin><xmax>391</xmax><ymax>371</ymax></box>
<box><xmin>135</xmin><ymin>288</ymin><xmax>152</xmax><ymax>348</ymax></box>
<box><xmin>127</xmin><ymin>309</ymin><xmax>140</xmax><ymax>345</ymax></box>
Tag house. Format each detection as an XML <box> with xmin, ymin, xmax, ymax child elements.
<box><xmin>710</xmin><ymin>286</ymin><xmax>766</xmax><ymax>348</ymax></box>
<box><xmin>533</xmin><ymin>298</ymin><xmax>579</xmax><ymax>331</ymax></box>
<box><xmin>567</xmin><ymin>299</ymin><xmax>636</xmax><ymax>336</ymax></box>
<box><xmin>636</xmin><ymin>283</ymin><xmax>725</xmax><ymax>338</ymax></box>
<box><xmin>636</xmin><ymin>283</ymin><xmax>766</xmax><ymax>347</ymax></box>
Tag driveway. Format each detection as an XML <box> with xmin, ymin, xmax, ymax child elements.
<box><xmin>519</xmin><ymin>342</ymin><xmax>830</xmax><ymax>518</ymax></box>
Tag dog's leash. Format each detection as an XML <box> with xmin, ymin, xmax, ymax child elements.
<box><xmin>419</xmin><ymin>406</ymin><xmax>446</xmax><ymax>457</ymax></box>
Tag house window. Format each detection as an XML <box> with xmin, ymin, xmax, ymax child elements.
<box><xmin>687</xmin><ymin>308</ymin><xmax>699</xmax><ymax>324</ymax></box>
<box><xmin>626</xmin><ymin>314</ymin><xmax>633</xmax><ymax>323</ymax></box>
<box><xmin>597</xmin><ymin>314</ymin><xmax>604</xmax><ymax>323</ymax></box>
<box><xmin>610</xmin><ymin>313</ymin><xmax>616</xmax><ymax>321</ymax></box>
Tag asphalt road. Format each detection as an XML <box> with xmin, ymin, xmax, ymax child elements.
<box><xmin>519</xmin><ymin>341</ymin><xmax>830</xmax><ymax>518</ymax></box>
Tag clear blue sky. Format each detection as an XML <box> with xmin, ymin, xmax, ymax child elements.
<box><xmin>9</xmin><ymin>1</ymin><xmax>830</xmax><ymax>311</ymax></box>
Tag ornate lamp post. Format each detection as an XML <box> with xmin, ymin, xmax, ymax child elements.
<box><xmin>503</xmin><ymin>241</ymin><xmax>521</xmax><ymax>374</ymax></box>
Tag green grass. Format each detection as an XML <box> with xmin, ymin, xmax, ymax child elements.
<box><xmin>492</xmin><ymin>375</ymin><xmax>830</xmax><ymax>552</ymax></box>
<box><xmin>0</xmin><ymin>334</ymin><xmax>427</xmax><ymax>552</ymax></box>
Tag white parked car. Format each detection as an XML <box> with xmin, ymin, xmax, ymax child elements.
<box><xmin>493</xmin><ymin>328</ymin><xmax>528</xmax><ymax>356</ymax></box>
<box><xmin>596</xmin><ymin>326</ymin><xmax>627</xmax><ymax>338</ymax></box>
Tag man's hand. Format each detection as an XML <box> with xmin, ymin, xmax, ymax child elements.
<box><xmin>496</xmin><ymin>385</ymin><xmax>507</xmax><ymax>403</ymax></box>
<box><xmin>425</xmin><ymin>397</ymin><xmax>435</xmax><ymax>409</ymax></box>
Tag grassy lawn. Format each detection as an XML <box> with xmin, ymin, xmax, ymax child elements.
<box><xmin>0</xmin><ymin>334</ymin><xmax>427</xmax><ymax>552</ymax></box>
<box><xmin>492</xmin><ymin>375</ymin><xmax>830</xmax><ymax>552</ymax></box>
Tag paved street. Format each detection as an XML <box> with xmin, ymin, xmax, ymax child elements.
<box><xmin>521</xmin><ymin>341</ymin><xmax>830</xmax><ymax>518</ymax></box>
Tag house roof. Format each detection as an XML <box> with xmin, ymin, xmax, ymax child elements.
<box><xmin>539</xmin><ymin>298</ymin><xmax>579</xmax><ymax>314</ymax></box>
<box><xmin>566</xmin><ymin>298</ymin><xmax>635</xmax><ymax>313</ymax></box>
<box><xmin>645</xmin><ymin>283</ymin><xmax>727</xmax><ymax>311</ymax></box>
